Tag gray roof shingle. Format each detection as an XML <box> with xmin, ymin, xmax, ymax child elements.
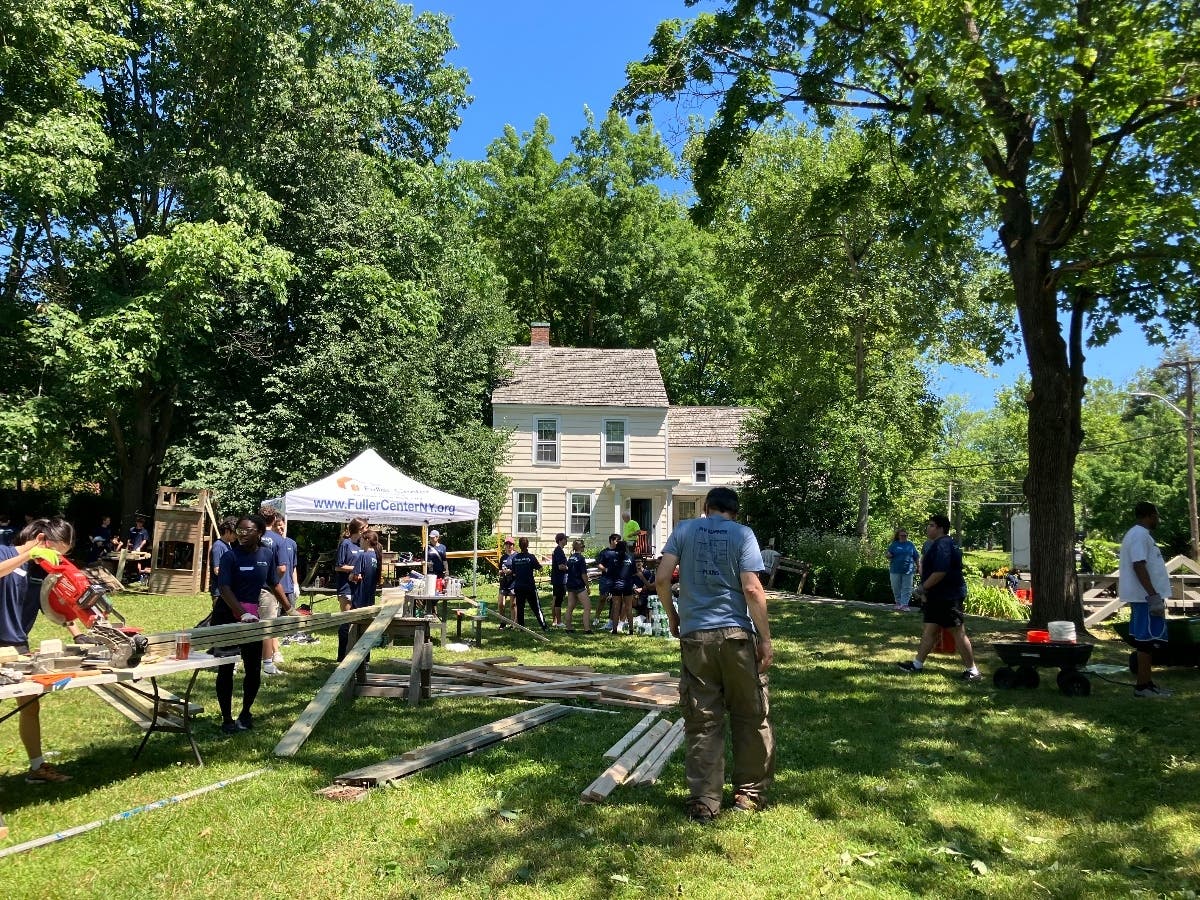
<box><xmin>492</xmin><ymin>346</ymin><xmax>669</xmax><ymax>407</ymax></box>
<box><xmin>668</xmin><ymin>406</ymin><xmax>758</xmax><ymax>448</ymax></box>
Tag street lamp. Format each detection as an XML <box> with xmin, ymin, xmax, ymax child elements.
<box><xmin>1131</xmin><ymin>391</ymin><xmax>1199</xmax><ymax>560</ymax></box>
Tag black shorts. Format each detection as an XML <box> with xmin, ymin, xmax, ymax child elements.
<box><xmin>923</xmin><ymin>594</ymin><xmax>965</xmax><ymax>628</ymax></box>
<box><xmin>553</xmin><ymin>584</ymin><xmax>566</xmax><ymax>607</ymax></box>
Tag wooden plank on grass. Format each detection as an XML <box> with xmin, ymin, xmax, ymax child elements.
<box><xmin>335</xmin><ymin>704</ymin><xmax>570</xmax><ymax>787</ymax></box>
<box><xmin>273</xmin><ymin>602</ymin><xmax>403</xmax><ymax>758</ymax></box>
<box><xmin>461</xmin><ymin>598</ymin><xmax>550</xmax><ymax>643</ymax></box>
<box><xmin>628</xmin><ymin>718</ymin><xmax>685</xmax><ymax>785</ymax></box>
<box><xmin>581</xmin><ymin>718</ymin><xmax>673</xmax><ymax>801</ymax></box>
<box><xmin>602</xmin><ymin>712</ymin><xmax>660</xmax><ymax>760</ymax></box>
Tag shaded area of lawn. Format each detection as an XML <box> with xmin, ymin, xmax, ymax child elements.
<box><xmin>2</xmin><ymin>592</ymin><xmax>1198</xmax><ymax>898</ymax></box>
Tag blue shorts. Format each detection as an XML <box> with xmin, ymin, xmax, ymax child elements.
<box><xmin>1128</xmin><ymin>602</ymin><xmax>1169</xmax><ymax>646</ymax></box>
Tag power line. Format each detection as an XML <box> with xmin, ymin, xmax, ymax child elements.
<box><xmin>909</xmin><ymin>426</ymin><xmax>1188</xmax><ymax>473</ymax></box>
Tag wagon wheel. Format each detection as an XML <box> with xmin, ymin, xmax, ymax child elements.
<box><xmin>1016</xmin><ymin>665</ymin><xmax>1040</xmax><ymax>689</ymax></box>
<box><xmin>993</xmin><ymin>666</ymin><xmax>1017</xmax><ymax>689</ymax></box>
<box><xmin>1059</xmin><ymin>672</ymin><xmax>1091</xmax><ymax>697</ymax></box>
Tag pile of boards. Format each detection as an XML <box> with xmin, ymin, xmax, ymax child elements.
<box><xmin>385</xmin><ymin>655</ymin><xmax>679</xmax><ymax>710</ymax></box>
<box><xmin>580</xmin><ymin>712</ymin><xmax>685</xmax><ymax>802</ymax></box>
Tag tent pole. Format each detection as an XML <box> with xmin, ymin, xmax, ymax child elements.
<box><xmin>421</xmin><ymin>524</ymin><xmax>428</xmax><ymax>577</ymax></box>
<box><xmin>472</xmin><ymin>518</ymin><xmax>478</xmax><ymax>599</ymax></box>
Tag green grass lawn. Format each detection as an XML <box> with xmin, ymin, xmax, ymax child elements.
<box><xmin>3</xmin><ymin>590</ymin><xmax>1198</xmax><ymax>899</ymax></box>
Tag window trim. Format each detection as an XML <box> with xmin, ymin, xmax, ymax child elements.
<box><xmin>600</xmin><ymin>417</ymin><xmax>629</xmax><ymax>468</ymax></box>
<box><xmin>566</xmin><ymin>490</ymin><xmax>594</xmax><ymax>538</ymax></box>
<box><xmin>531</xmin><ymin>416</ymin><xmax>561</xmax><ymax>466</ymax></box>
<box><xmin>512</xmin><ymin>489</ymin><xmax>542</xmax><ymax>536</ymax></box>
<box><xmin>693</xmin><ymin>457</ymin><xmax>710</xmax><ymax>485</ymax></box>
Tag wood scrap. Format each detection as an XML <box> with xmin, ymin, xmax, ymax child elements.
<box><xmin>627</xmin><ymin>718</ymin><xmax>686</xmax><ymax>786</ymax></box>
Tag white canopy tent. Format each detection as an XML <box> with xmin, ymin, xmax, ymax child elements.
<box><xmin>267</xmin><ymin>448</ymin><xmax>480</xmax><ymax>595</ymax></box>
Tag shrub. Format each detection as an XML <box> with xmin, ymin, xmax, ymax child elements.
<box><xmin>783</xmin><ymin>529</ymin><xmax>883</xmax><ymax>599</ymax></box>
<box><xmin>849</xmin><ymin>566</ymin><xmax>894</xmax><ymax>603</ymax></box>
<box><xmin>964</xmin><ymin>576</ymin><xmax>1029</xmax><ymax>621</ymax></box>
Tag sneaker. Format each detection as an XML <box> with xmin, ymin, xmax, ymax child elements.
<box><xmin>685</xmin><ymin>799</ymin><xmax>718</xmax><ymax>822</ymax></box>
<box><xmin>272</xmin><ymin>651</ymin><xmax>283</xmax><ymax>664</ymax></box>
<box><xmin>262</xmin><ymin>661</ymin><xmax>281</xmax><ymax>676</ymax></box>
<box><xmin>26</xmin><ymin>763</ymin><xmax>71</xmax><ymax>784</ymax></box>
<box><xmin>221</xmin><ymin>719</ymin><xmax>248</xmax><ymax>734</ymax></box>
<box><xmin>237</xmin><ymin>712</ymin><xmax>254</xmax><ymax>730</ymax></box>
<box><xmin>959</xmin><ymin>669</ymin><xmax>982</xmax><ymax>682</ymax></box>
<box><xmin>1134</xmin><ymin>682</ymin><xmax>1172</xmax><ymax>698</ymax></box>
<box><xmin>731</xmin><ymin>792</ymin><xmax>764</xmax><ymax>812</ymax></box>
<box><xmin>896</xmin><ymin>661</ymin><xmax>922</xmax><ymax>673</ymax></box>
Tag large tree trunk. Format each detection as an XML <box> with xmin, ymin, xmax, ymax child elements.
<box><xmin>1012</xmin><ymin>250</ymin><xmax>1086</xmax><ymax>628</ymax></box>
<box><xmin>110</xmin><ymin>387</ymin><xmax>174</xmax><ymax>531</ymax></box>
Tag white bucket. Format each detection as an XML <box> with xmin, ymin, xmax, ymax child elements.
<box><xmin>424</xmin><ymin>574</ymin><xmax>438</xmax><ymax>596</ymax></box>
<box><xmin>1048</xmin><ymin>620</ymin><xmax>1076</xmax><ymax>643</ymax></box>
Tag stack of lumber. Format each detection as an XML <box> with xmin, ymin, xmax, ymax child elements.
<box><xmin>580</xmin><ymin>713</ymin><xmax>686</xmax><ymax>801</ymax></box>
<box><xmin>386</xmin><ymin>655</ymin><xmax>679</xmax><ymax>710</ymax></box>
<box><xmin>142</xmin><ymin>606</ymin><xmax>383</xmax><ymax>653</ymax></box>
<box><xmin>333</xmin><ymin>703</ymin><xmax>571</xmax><ymax>788</ymax></box>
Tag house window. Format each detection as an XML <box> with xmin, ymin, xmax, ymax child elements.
<box><xmin>534</xmin><ymin>418</ymin><xmax>559</xmax><ymax>464</ymax></box>
<box><xmin>678</xmin><ymin>500</ymin><xmax>698</xmax><ymax>521</ymax></box>
<box><xmin>602</xmin><ymin>419</ymin><xmax>627</xmax><ymax>465</ymax></box>
<box><xmin>514</xmin><ymin>490</ymin><xmax>541</xmax><ymax>535</ymax></box>
<box><xmin>693</xmin><ymin>458</ymin><xmax>709</xmax><ymax>485</ymax></box>
<box><xmin>567</xmin><ymin>491</ymin><xmax>592</xmax><ymax>536</ymax></box>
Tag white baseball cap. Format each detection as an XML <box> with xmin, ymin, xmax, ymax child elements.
<box><xmin>429</xmin><ymin>529</ymin><xmax>440</xmax><ymax>538</ymax></box>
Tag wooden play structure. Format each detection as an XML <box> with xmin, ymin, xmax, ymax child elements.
<box><xmin>1083</xmin><ymin>554</ymin><xmax>1200</xmax><ymax>626</ymax></box>
<box><xmin>147</xmin><ymin>487</ymin><xmax>218</xmax><ymax>595</ymax></box>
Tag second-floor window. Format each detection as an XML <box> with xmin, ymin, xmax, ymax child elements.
<box><xmin>603</xmin><ymin>419</ymin><xmax>626</xmax><ymax>465</ymax></box>
<box><xmin>693</xmin><ymin>458</ymin><xmax>709</xmax><ymax>485</ymax></box>
<box><xmin>534</xmin><ymin>418</ymin><xmax>559</xmax><ymax>464</ymax></box>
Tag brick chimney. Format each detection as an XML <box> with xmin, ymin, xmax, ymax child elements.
<box><xmin>530</xmin><ymin>322</ymin><xmax>550</xmax><ymax>346</ymax></box>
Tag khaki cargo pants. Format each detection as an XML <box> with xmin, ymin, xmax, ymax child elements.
<box><xmin>679</xmin><ymin>626</ymin><xmax>774</xmax><ymax>814</ymax></box>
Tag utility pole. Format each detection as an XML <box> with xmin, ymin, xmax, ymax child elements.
<box><xmin>1160</xmin><ymin>359</ymin><xmax>1199</xmax><ymax>561</ymax></box>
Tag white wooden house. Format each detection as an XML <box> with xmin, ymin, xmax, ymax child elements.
<box><xmin>491</xmin><ymin>324</ymin><xmax>755</xmax><ymax>552</ymax></box>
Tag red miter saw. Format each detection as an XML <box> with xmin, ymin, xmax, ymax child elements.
<box><xmin>31</xmin><ymin>548</ymin><xmax>147</xmax><ymax>667</ymax></box>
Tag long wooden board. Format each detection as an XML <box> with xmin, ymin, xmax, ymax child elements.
<box><xmin>627</xmin><ymin>718</ymin><xmax>686</xmax><ymax>785</ymax></box>
<box><xmin>461</xmin><ymin>598</ymin><xmax>550</xmax><ymax>644</ymax></box>
<box><xmin>581</xmin><ymin>718</ymin><xmax>673</xmax><ymax>801</ymax></box>
<box><xmin>273</xmin><ymin>602</ymin><xmax>404</xmax><ymax>758</ymax></box>
<box><xmin>602</xmin><ymin>712</ymin><xmax>660</xmax><ymax>761</ymax></box>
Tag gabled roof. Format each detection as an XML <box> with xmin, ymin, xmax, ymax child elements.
<box><xmin>668</xmin><ymin>406</ymin><xmax>758</xmax><ymax>448</ymax></box>
<box><xmin>492</xmin><ymin>346</ymin><xmax>669</xmax><ymax>408</ymax></box>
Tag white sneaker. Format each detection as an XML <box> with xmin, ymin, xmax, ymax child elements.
<box><xmin>262</xmin><ymin>661</ymin><xmax>281</xmax><ymax>676</ymax></box>
<box><xmin>272</xmin><ymin>651</ymin><xmax>283</xmax><ymax>664</ymax></box>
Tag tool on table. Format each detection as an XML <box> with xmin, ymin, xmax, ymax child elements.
<box><xmin>31</xmin><ymin>549</ymin><xmax>148</xmax><ymax>668</ymax></box>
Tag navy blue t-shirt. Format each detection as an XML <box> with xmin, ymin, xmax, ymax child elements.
<box><xmin>499</xmin><ymin>551</ymin><xmax>516</xmax><ymax>592</ymax></box>
<box><xmin>216</xmin><ymin>543</ymin><xmax>279</xmax><ymax>610</ymax></box>
<box><xmin>921</xmin><ymin>535</ymin><xmax>966</xmax><ymax>603</ymax></box>
<box><xmin>278</xmin><ymin>536</ymin><xmax>298</xmax><ymax>594</ymax></box>
<box><xmin>128</xmin><ymin>526</ymin><xmax>149</xmax><ymax>551</ymax></box>
<box><xmin>426</xmin><ymin>542</ymin><xmax>446</xmax><ymax>577</ymax></box>
<box><xmin>0</xmin><ymin>545</ymin><xmax>34</xmax><ymax>646</ymax></box>
<box><xmin>551</xmin><ymin>545</ymin><xmax>568</xmax><ymax>587</ymax></box>
<box><xmin>510</xmin><ymin>552</ymin><xmax>541</xmax><ymax>591</ymax></box>
<box><xmin>596</xmin><ymin>548</ymin><xmax>619</xmax><ymax>593</ymax></box>
<box><xmin>210</xmin><ymin>538</ymin><xmax>231</xmax><ymax>597</ymax></box>
<box><xmin>610</xmin><ymin>557</ymin><xmax>642</xmax><ymax>595</ymax></box>
<box><xmin>566</xmin><ymin>552</ymin><xmax>588</xmax><ymax>592</ymax></box>
<box><xmin>336</xmin><ymin>538</ymin><xmax>362</xmax><ymax>593</ymax></box>
<box><xmin>351</xmin><ymin>549</ymin><xmax>379</xmax><ymax>608</ymax></box>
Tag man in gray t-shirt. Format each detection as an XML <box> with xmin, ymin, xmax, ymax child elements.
<box><xmin>656</xmin><ymin>486</ymin><xmax>774</xmax><ymax>822</ymax></box>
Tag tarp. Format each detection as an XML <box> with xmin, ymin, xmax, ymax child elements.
<box><xmin>273</xmin><ymin>448</ymin><xmax>480</xmax><ymax>526</ymax></box>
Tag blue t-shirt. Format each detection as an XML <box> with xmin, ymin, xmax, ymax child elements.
<box><xmin>351</xmin><ymin>549</ymin><xmax>379</xmax><ymax>608</ymax></box>
<box><xmin>921</xmin><ymin>535</ymin><xmax>966</xmax><ymax>603</ymax></box>
<box><xmin>216</xmin><ymin>543</ymin><xmax>279</xmax><ymax>610</ymax></box>
<box><xmin>610</xmin><ymin>556</ymin><xmax>642</xmax><ymax>594</ymax></box>
<box><xmin>551</xmin><ymin>545</ymin><xmax>568</xmax><ymax>587</ymax></box>
<box><xmin>596</xmin><ymin>547</ymin><xmax>619</xmax><ymax>593</ymax></box>
<box><xmin>566</xmin><ymin>552</ymin><xmax>588</xmax><ymax>591</ymax></box>
<box><xmin>499</xmin><ymin>551</ymin><xmax>516</xmax><ymax>592</ymax></box>
<box><xmin>128</xmin><ymin>526</ymin><xmax>149</xmax><ymax>551</ymax></box>
<box><xmin>662</xmin><ymin>516</ymin><xmax>764</xmax><ymax>636</ymax></box>
<box><xmin>887</xmin><ymin>540</ymin><xmax>919</xmax><ymax>575</ymax></box>
<box><xmin>426</xmin><ymin>542</ymin><xmax>446</xmax><ymax>576</ymax></box>
<box><xmin>0</xmin><ymin>545</ymin><xmax>34</xmax><ymax>646</ymax></box>
<box><xmin>278</xmin><ymin>536</ymin><xmax>298</xmax><ymax>594</ymax></box>
<box><xmin>510</xmin><ymin>552</ymin><xmax>541</xmax><ymax>591</ymax></box>
<box><xmin>210</xmin><ymin>539</ymin><xmax>231</xmax><ymax>597</ymax></box>
<box><xmin>336</xmin><ymin>538</ymin><xmax>362</xmax><ymax>593</ymax></box>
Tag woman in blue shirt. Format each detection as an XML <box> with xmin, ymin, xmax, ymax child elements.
<box><xmin>335</xmin><ymin>517</ymin><xmax>367</xmax><ymax>659</ymax></box>
<box><xmin>886</xmin><ymin>528</ymin><xmax>921</xmax><ymax>610</ymax></box>
<box><xmin>609</xmin><ymin>541</ymin><xmax>644</xmax><ymax>635</ymax></box>
<box><xmin>564</xmin><ymin>539</ymin><xmax>592</xmax><ymax>633</ymax></box>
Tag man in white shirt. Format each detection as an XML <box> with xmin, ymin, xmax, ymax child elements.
<box><xmin>1119</xmin><ymin>501</ymin><xmax>1173</xmax><ymax>698</ymax></box>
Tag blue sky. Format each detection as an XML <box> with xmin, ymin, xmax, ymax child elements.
<box><xmin>426</xmin><ymin>0</ymin><xmax>1184</xmax><ymax>409</ymax></box>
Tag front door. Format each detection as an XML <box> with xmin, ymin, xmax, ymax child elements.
<box><xmin>630</xmin><ymin>498</ymin><xmax>653</xmax><ymax>551</ymax></box>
